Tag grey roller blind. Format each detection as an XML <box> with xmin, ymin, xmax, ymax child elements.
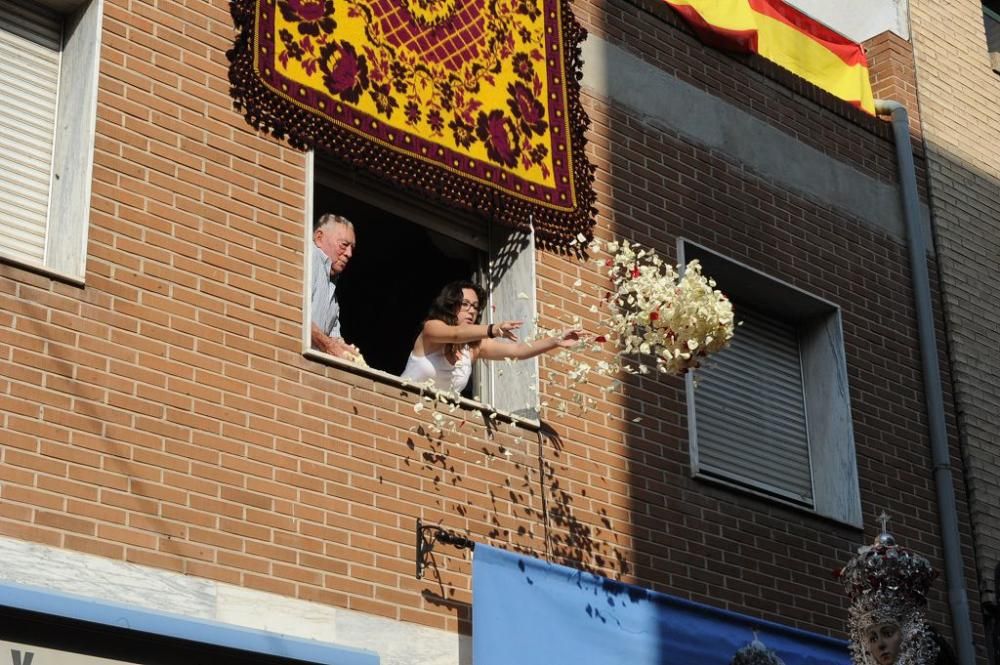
<box><xmin>693</xmin><ymin>305</ymin><xmax>814</xmax><ymax>505</ymax></box>
<box><xmin>0</xmin><ymin>0</ymin><xmax>61</xmax><ymax>266</ymax></box>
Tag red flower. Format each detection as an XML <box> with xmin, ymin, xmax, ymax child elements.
<box><xmin>631</xmin><ymin>267</ymin><xmax>641</xmax><ymax>279</ymax></box>
<box><xmin>427</xmin><ymin>109</ymin><xmax>444</xmax><ymax>134</ymax></box>
<box><xmin>604</xmin><ymin>259</ymin><xmax>613</xmax><ymax>267</ymax></box>
<box><xmin>595</xmin><ymin>335</ymin><xmax>607</xmax><ymax>343</ymax></box>
<box><xmin>649</xmin><ymin>311</ymin><xmax>659</xmax><ymax>321</ymax></box>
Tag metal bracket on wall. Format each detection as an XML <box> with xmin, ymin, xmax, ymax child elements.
<box><xmin>415</xmin><ymin>518</ymin><xmax>476</xmax><ymax>579</ymax></box>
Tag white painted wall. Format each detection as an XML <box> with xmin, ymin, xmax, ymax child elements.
<box><xmin>785</xmin><ymin>0</ymin><xmax>909</xmax><ymax>42</ymax></box>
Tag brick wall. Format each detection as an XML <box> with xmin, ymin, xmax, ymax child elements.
<box><xmin>864</xmin><ymin>31</ymin><xmax>922</xmax><ymax>140</ymax></box>
<box><xmin>0</xmin><ymin>0</ymin><xmax>983</xmax><ymax>654</ymax></box>
<box><xmin>909</xmin><ymin>0</ymin><xmax>1000</xmax><ymax>615</ymax></box>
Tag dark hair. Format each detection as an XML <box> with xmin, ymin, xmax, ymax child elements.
<box><xmin>425</xmin><ymin>281</ymin><xmax>487</xmax><ymax>357</ymax></box>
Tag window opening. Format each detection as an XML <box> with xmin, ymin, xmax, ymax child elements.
<box><xmin>311</xmin><ymin>157</ymin><xmax>543</xmax><ymax>417</ymax></box>
<box><xmin>0</xmin><ymin>0</ymin><xmax>100</xmax><ymax>281</ymax></box>
<box><xmin>681</xmin><ymin>239</ymin><xmax>862</xmax><ymax>526</ymax></box>
<box><xmin>314</xmin><ymin>180</ymin><xmax>486</xmax><ymax>396</ymax></box>
<box><xmin>985</xmin><ymin>0</ymin><xmax>1000</xmax><ymax>71</ymax></box>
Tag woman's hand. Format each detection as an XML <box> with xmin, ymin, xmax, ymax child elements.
<box><xmin>478</xmin><ymin>325</ymin><xmax>583</xmax><ymax>361</ymax></box>
<box><xmin>554</xmin><ymin>327</ymin><xmax>585</xmax><ymax>348</ymax></box>
<box><xmin>494</xmin><ymin>320</ymin><xmax>522</xmax><ymax>341</ymax></box>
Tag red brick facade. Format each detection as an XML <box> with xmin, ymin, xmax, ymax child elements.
<box><xmin>0</xmin><ymin>0</ymin><xmax>986</xmax><ymax>659</ymax></box>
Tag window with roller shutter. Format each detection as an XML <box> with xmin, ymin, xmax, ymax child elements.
<box><xmin>0</xmin><ymin>0</ymin><xmax>101</xmax><ymax>281</ymax></box>
<box><xmin>682</xmin><ymin>239</ymin><xmax>862</xmax><ymax>527</ymax></box>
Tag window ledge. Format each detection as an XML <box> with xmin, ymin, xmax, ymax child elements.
<box><xmin>0</xmin><ymin>254</ymin><xmax>85</xmax><ymax>287</ymax></box>
<box><xmin>991</xmin><ymin>51</ymin><xmax>1000</xmax><ymax>74</ymax></box>
<box><xmin>303</xmin><ymin>348</ymin><xmax>542</xmax><ymax>431</ymax></box>
<box><xmin>692</xmin><ymin>472</ymin><xmax>864</xmax><ymax>530</ymax></box>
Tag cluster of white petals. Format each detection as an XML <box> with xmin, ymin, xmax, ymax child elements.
<box><xmin>594</xmin><ymin>238</ymin><xmax>735</xmax><ymax>376</ymax></box>
<box><xmin>347</xmin><ymin>352</ymin><xmax>369</xmax><ymax>367</ymax></box>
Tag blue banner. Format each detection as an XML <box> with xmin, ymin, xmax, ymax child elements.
<box><xmin>473</xmin><ymin>544</ymin><xmax>849</xmax><ymax>665</ymax></box>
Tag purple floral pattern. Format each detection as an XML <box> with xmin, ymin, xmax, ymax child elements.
<box><xmin>507</xmin><ymin>81</ymin><xmax>547</xmax><ymax>137</ymax></box>
<box><xmin>271</xmin><ymin>0</ymin><xmax>557</xmax><ymax>177</ymax></box>
<box><xmin>317</xmin><ymin>41</ymin><xmax>368</xmax><ymax>103</ymax></box>
<box><xmin>476</xmin><ymin>110</ymin><xmax>521</xmax><ymax>167</ymax></box>
<box><xmin>278</xmin><ymin>0</ymin><xmax>335</xmax><ymax>35</ymax></box>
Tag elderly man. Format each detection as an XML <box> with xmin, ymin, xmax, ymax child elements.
<box><xmin>311</xmin><ymin>213</ymin><xmax>359</xmax><ymax>359</ymax></box>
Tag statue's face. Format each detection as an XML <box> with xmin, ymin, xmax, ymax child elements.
<box><xmin>864</xmin><ymin>622</ymin><xmax>902</xmax><ymax>665</ymax></box>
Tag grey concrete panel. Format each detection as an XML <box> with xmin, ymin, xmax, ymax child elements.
<box><xmin>581</xmin><ymin>35</ymin><xmax>932</xmax><ymax>248</ymax></box>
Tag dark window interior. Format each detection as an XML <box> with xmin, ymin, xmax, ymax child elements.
<box><xmin>313</xmin><ymin>183</ymin><xmax>482</xmax><ymax>377</ymax></box>
<box><xmin>986</xmin><ymin>0</ymin><xmax>1000</xmax><ymax>56</ymax></box>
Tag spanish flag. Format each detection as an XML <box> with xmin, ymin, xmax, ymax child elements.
<box><xmin>664</xmin><ymin>0</ymin><xmax>875</xmax><ymax>114</ymax></box>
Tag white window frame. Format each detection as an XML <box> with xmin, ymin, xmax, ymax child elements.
<box><xmin>304</xmin><ymin>151</ymin><xmax>542</xmax><ymax>423</ymax></box>
<box><xmin>0</xmin><ymin>0</ymin><xmax>102</xmax><ymax>283</ymax></box>
<box><xmin>680</xmin><ymin>239</ymin><xmax>862</xmax><ymax>527</ymax></box>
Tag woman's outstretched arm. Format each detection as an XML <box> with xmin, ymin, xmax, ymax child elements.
<box><xmin>421</xmin><ymin>319</ymin><xmax>522</xmax><ymax>346</ymax></box>
<box><xmin>477</xmin><ymin>328</ymin><xmax>583</xmax><ymax>361</ymax></box>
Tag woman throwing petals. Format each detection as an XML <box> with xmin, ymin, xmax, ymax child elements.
<box><xmin>400</xmin><ymin>281</ymin><xmax>583</xmax><ymax>394</ymax></box>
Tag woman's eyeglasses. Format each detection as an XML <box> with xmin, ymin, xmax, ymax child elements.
<box><xmin>459</xmin><ymin>299</ymin><xmax>481</xmax><ymax>311</ymax></box>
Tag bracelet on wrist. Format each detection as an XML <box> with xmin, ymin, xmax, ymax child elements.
<box><xmin>487</xmin><ymin>323</ymin><xmax>495</xmax><ymax>339</ymax></box>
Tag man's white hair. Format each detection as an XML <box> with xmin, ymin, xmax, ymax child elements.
<box><xmin>315</xmin><ymin>213</ymin><xmax>354</xmax><ymax>231</ymax></box>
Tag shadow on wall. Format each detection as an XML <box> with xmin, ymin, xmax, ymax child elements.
<box><xmin>988</xmin><ymin>563</ymin><xmax>1000</xmax><ymax>664</ymax></box>
<box><xmin>917</xmin><ymin>136</ymin><xmax>1000</xmax><ymax>665</ymax></box>
<box><xmin>400</xmin><ymin>14</ymin><xmax>998</xmax><ymax>664</ymax></box>
<box><xmin>582</xmin><ymin>7</ymin><xmax>999</xmax><ymax>662</ymax></box>
<box><xmin>409</xmin><ymin>416</ymin><xmax>632</xmax><ymax>581</ymax></box>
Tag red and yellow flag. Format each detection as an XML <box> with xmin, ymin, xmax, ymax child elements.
<box><xmin>663</xmin><ymin>0</ymin><xmax>875</xmax><ymax>114</ymax></box>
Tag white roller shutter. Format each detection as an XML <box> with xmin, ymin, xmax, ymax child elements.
<box><xmin>693</xmin><ymin>305</ymin><xmax>814</xmax><ymax>505</ymax></box>
<box><xmin>0</xmin><ymin>0</ymin><xmax>62</xmax><ymax>266</ymax></box>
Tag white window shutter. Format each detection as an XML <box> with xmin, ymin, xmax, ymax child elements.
<box><xmin>0</xmin><ymin>0</ymin><xmax>61</xmax><ymax>267</ymax></box>
<box><xmin>693</xmin><ymin>305</ymin><xmax>814</xmax><ymax>505</ymax></box>
<box><xmin>487</xmin><ymin>225</ymin><xmax>539</xmax><ymax>420</ymax></box>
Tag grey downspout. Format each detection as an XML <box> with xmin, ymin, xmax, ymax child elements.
<box><xmin>874</xmin><ymin>99</ymin><xmax>976</xmax><ymax>665</ymax></box>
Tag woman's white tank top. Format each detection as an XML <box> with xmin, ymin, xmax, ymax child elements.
<box><xmin>400</xmin><ymin>347</ymin><xmax>472</xmax><ymax>393</ymax></box>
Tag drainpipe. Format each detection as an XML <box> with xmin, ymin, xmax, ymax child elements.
<box><xmin>874</xmin><ymin>99</ymin><xmax>975</xmax><ymax>665</ymax></box>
